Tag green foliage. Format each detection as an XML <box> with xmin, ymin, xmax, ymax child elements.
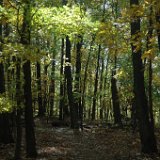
<box><xmin>0</xmin><ymin>94</ymin><xmax>12</xmax><ymax>113</ymax></box>
<box><xmin>32</xmin><ymin>5</ymin><xmax>99</xmax><ymax>39</ymax></box>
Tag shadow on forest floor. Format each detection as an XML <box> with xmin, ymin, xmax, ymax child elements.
<box><xmin>1</xmin><ymin>118</ymin><xmax>160</xmax><ymax>160</ymax></box>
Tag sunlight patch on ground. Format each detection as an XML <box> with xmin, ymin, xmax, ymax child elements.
<box><xmin>38</xmin><ymin>146</ymin><xmax>71</xmax><ymax>156</ymax></box>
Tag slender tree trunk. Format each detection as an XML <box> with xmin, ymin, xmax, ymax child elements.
<box><xmin>155</xmin><ymin>0</ymin><xmax>160</xmax><ymax>50</ymax></box>
<box><xmin>43</xmin><ymin>65</ymin><xmax>48</xmax><ymax>115</ymax></box>
<box><xmin>36</xmin><ymin>62</ymin><xmax>43</xmax><ymax>116</ymax></box>
<box><xmin>21</xmin><ymin>0</ymin><xmax>37</xmax><ymax>157</ymax></box>
<box><xmin>103</xmin><ymin>54</ymin><xmax>109</xmax><ymax>121</ymax></box>
<box><xmin>147</xmin><ymin>4</ymin><xmax>156</xmax><ymax>140</ymax></box>
<box><xmin>49</xmin><ymin>38</ymin><xmax>56</xmax><ymax>117</ymax></box>
<box><xmin>59</xmin><ymin>38</ymin><xmax>65</xmax><ymax>120</ymax></box>
<box><xmin>0</xmin><ymin>0</ymin><xmax>13</xmax><ymax>144</ymax></box>
<box><xmin>75</xmin><ymin>35</ymin><xmax>83</xmax><ymax>128</ymax></box>
<box><xmin>0</xmin><ymin>65</ymin><xmax>5</xmax><ymax>94</ymax></box>
<box><xmin>148</xmin><ymin>59</ymin><xmax>154</xmax><ymax>123</ymax></box>
<box><xmin>82</xmin><ymin>36</ymin><xmax>95</xmax><ymax>119</ymax></box>
<box><xmin>65</xmin><ymin>36</ymin><xmax>79</xmax><ymax>129</ymax></box>
<box><xmin>111</xmin><ymin>55</ymin><xmax>122</xmax><ymax>125</ymax></box>
<box><xmin>99</xmin><ymin>55</ymin><xmax>104</xmax><ymax>119</ymax></box>
<box><xmin>4</xmin><ymin>24</ymin><xmax>12</xmax><ymax>101</ymax></box>
<box><xmin>0</xmin><ymin>60</ymin><xmax>13</xmax><ymax>145</ymax></box>
<box><xmin>14</xmin><ymin>58</ymin><xmax>22</xmax><ymax>160</ymax></box>
<box><xmin>92</xmin><ymin>45</ymin><xmax>101</xmax><ymax>120</ymax></box>
<box><xmin>49</xmin><ymin>62</ymin><xmax>55</xmax><ymax>117</ymax></box>
<box><xmin>111</xmin><ymin>73</ymin><xmax>122</xmax><ymax>125</ymax></box>
<box><xmin>130</xmin><ymin>0</ymin><xmax>157</xmax><ymax>153</ymax></box>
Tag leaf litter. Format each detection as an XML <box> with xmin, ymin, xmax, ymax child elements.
<box><xmin>0</xmin><ymin>118</ymin><xmax>160</xmax><ymax>160</ymax></box>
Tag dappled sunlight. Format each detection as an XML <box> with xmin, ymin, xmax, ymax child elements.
<box><xmin>38</xmin><ymin>146</ymin><xmax>71</xmax><ymax>156</ymax></box>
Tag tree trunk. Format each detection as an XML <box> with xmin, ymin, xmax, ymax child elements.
<box><xmin>75</xmin><ymin>35</ymin><xmax>83</xmax><ymax>128</ymax></box>
<box><xmin>102</xmin><ymin>53</ymin><xmax>110</xmax><ymax>122</ymax></box>
<box><xmin>0</xmin><ymin>0</ymin><xmax>13</xmax><ymax>144</ymax></box>
<box><xmin>0</xmin><ymin>64</ymin><xmax>5</xmax><ymax>94</ymax></box>
<box><xmin>59</xmin><ymin>38</ymin><xmax>65</xmax><ymax>120</ymax></box>
<box><xmin>43</xmin><ymin>64</ymin><xmax>48</xmax><ymax>115</ymax></box>
<box><xmin>23</xmin><ymin>60</ymin><xmax>37</xmax><ymax>157</ymax></box>
<box><xmin>0</xmin><ymin>113</ymin><xmax>14</xmax><ymax>144</ymax></box>
<box><xmin>49</xmin><ymin>38</ymin><xmax>56</xmax><ymax>117</ymax></box>
<box><xmin>111</xmin><ymin>55</ymin><xmax>122</xmax><ymax>126</ymax></box>
<box><xmin>147</xmin><ymin>4</ymin><xmax>156</xmax><ymax>144</ymax></box>
<box><xmin>21</xmin><ymin>0</ymin><xmax>37</xmax><ymax>157</ymax></box>
<box><xmin>82</xmin><ymin>36</ymin><xmax>95</xmax><ymax>119</ymax></box>
<box><xmin>14</xmin><ymin>58</ymin><xmax>22</xmax><ymax>160</ymax></box>
<box><xmin>92</xmin><ymin>45</ymin><xmax>101</xmax><ymax>120</ymax></box>
<box><xmin>155</xmin><ymin>0</ymin><xmax>160</xmax><ymax>50</ymax></box>
<box><xmin>99</xmin><ymin>55</ymin><xmax>104</xmax><ymax>120</ymax></box>
<box><xmin>36</xmin><ymin>62</ymin><xmax>43</xmax><ymax>116</ymax></box>
<box><xmin>111</xmin><ymin>75</ymin><xmax>122</xmax><ymax>125</ymax></box>
<box><xmin>49</xmin><ymin>63</ymin><xmax>55</xmax><ymax>117</ymax></box>
<box><xmin>65</xmin><ymin>36</ymin><xmax>79</xmax><ymax>129</ymax></box>
<box><xmin>130</xmin><ymin>0</ymin><xmax>157</xmax><ymax>153</ymax></box>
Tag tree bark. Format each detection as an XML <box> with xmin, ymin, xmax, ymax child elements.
<box><xmin>155</xmin><ymin>0</ymin><xmax>160</xmax><ymax>50</ymax></box>
<box><xmin>147</xmin><ymin>3</ymin><xmax>156</xmax><ymax>144</ymax></box>
<box><xmin>130</xmin><ymin>0</ymin><xmax>157</xmax><ymax>153</ymax></box>
<box><xmin>14</xmin><ymin>58</ymin><xmax>22</xmax><ymax>160</ymax></box>
<box><xmin>21</xmin><ymin>0</ymin><xmax>37</xmax><ymax>157</ymax></box>
<box><xmin>59</xmin><ymin>38</ymin><xmax>65</xmax><ymax>120</ymax></box>
<box><xmin>92</xmin><ymin>45</ymin><xmax>101</xmax><ymax>120</ymax></box>
<box><xmin>102</xmin><ymin>53</ymin><xmax>110</xmax><ymax>122</ymax></box>
<box><xmin>99</xmin><ymin>54</ymin><xmax>104</xmax><ymax>119</ymax></box>
<box><xmin>75</xmin><ymin>35</ymin><xmax>83</xmax><ymax>128</ymax></box>
<box><xmin>0</xmin><ymin>0</ymin><xmax>13</xmax><ymax>144</ymax></box>
<box><xmin>111</xmin><ymin>55</ymin><xmax>122</xmax><ymax>126</ymax></box>
<box><xmin>65</xmin><ymin>36</ymin><xmax>79</xmax><ymax>129</ymax></box>
<box><xmin>36</xmin><ymin>62</ymin><xmax>44</xmax><ymax>116</ymax></box>
<box><xmin>43</xmin><ymin>64</ymin><xmax>48</xmax><ymax>115</ymax></box>
<box><xmin>49</xmin><ymin>38</ymin><xmax>56</xmax><ymax>117</ymax></box>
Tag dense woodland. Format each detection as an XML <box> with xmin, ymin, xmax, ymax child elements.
<box><xmin>1</xmin><ymin>0</ymin><xmax>160</xmax><ymax>159</ymax></box>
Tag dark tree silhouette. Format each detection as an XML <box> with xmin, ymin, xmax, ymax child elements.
<box><xmin>130</xmin><ymin>0</ymin><xmax>157</xmax><ymax>154</ymax></box>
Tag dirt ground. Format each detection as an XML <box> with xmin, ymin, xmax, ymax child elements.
<box><xmin>1</xmin><ymin>118</ymin><xmax>160</xmax><ymax>160</ymax></box>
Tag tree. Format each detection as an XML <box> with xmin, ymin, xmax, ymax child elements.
<box><xmin>37</xmin><ymin>61</ymin><xmax>43</xmax><ymax>116</ymax></box>
<box><xmin>0</xmin><ymin>0</ymin><xmax>13</xmax><ymax>144</ymax></box>
<box><xmin>147</xmin><ymin>1</ymin><xmax>155</xmax><ymax>140</ymax></box>
<box><xmin>14</xmin><ymin>56</ymin><xmax>22</xmax><ymax>160</ymax></box>
<box><xmin>111</xmin><ymin>55</ymin><xmax>122</xmax><ymax>126</ymax></box>
<box><xmin>21</xmin><ymin>0</ymin><xmax>37</xmax><ymax>157</ymax></box>
<box><xmin>65</xmin><ymin>36</ymin><xmax>79</xmax><ymax>129</ymax></box>
<box><xmin>92</xmin><ymin>45</ymin><xmax>101</xmax><ymax>120</ymax></box>
<box><xmin>155</xmin><ymin>0</ymin><xmax>160</xmax><ymax>50</ymax></box>
<box><xmin>75</xmin><ymin>35</ymin><xmax>83</xmax><ymax>127</ymax></box>
<box><xmin>130</xmin><ymin>0</ymin><xmax>157</xmax><ymax>153</ymax></box>
<box><xmin>59</xmin><ymin>38</ymin><xmax>65</xmax><ymax>120</ymax></box>
<box><xmin>49</xmin><ymin>41</ymin><xmax>56</xmax><ymax>117</ymax></box>
<box><xmin>99</xmin><ymin>54</ymin><xmax>104</xmax><ymax>120</ymax></box>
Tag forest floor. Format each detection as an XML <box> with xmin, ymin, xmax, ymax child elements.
<box><xmin>1</xmin><ymin>118</ymin><xmax>160</xmax><ymax>160</ymax></box>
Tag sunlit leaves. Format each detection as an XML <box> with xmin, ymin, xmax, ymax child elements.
<box><xmin>0</xmin><ymin>6</ymin><xmax>17</xmax><ymax>24</ymax></box>
<box><xmin>142</xmin><ymin>48</ymin><xmax>156</xmax><ymax>60</ymax></box>
<box><xmin>0</xmin><ymin>94</ymin><xmax>12</xmax><ymax>113</ymax></box>
<box><xmin>97</xmin><ymin>21</ymin><xmax>129</xmax><ymax>56</ymax></box>
<box><xmin>3</xmin><ymin>43</ymin><xmax>45</xmax><ymax>62</ymax></box>
<box><xmin>32</xmin><ymin>5</ymin><xmax>100</xmax><ymax>40</ymax></box>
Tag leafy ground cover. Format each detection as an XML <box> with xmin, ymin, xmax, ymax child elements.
<box><xmin>0</xmin><ymin>118</ymin><xmax>160</xmax><ymax>160</ymax></box>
